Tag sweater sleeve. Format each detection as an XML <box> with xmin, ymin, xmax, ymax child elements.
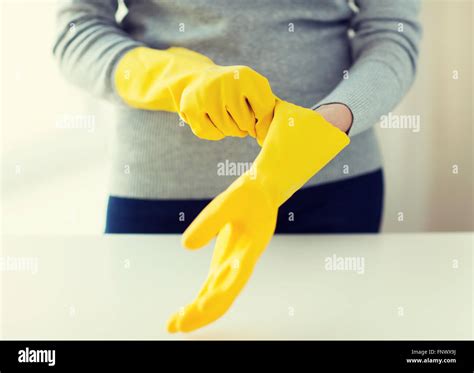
<box><xmin>312</xmin><ymin>0</ymin><xmax>422</xmax><ymax>137</ymax></box>
<box><xmin>52</xmin><ymin>0</ymin><xmax>144</xmax><ymax>103</ymax></box>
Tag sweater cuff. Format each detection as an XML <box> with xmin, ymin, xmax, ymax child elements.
<box><xmin>311</xmin><ymin>59</ymin><xmax>404</xmax><ymax>137</ymax></box>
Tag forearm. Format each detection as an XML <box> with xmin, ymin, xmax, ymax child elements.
<box><xmin>313</xmin><ymin>57</ymin><xmax>416</xmax><ymax>136</ymax></box>
<box><xmin>313</xmin><ymin>0</ymin><xmax>422</xmax><ymax>136</ymax></box>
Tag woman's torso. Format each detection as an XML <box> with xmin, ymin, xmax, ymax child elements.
<box><xmin>109</xmin><ymin>0</ymin><xmax>382</xmax><ymax>199</ymax></box>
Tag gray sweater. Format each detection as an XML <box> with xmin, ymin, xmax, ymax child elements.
<box><xmin>53</xmin><ymin>0</ymin><xmax>421</xmax><ymax>199</ymax></box>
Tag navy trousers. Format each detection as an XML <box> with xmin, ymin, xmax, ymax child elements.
<box><xmin>105</xmin><ymin>169</ymin><xmax>384</xmax><ymax>234</ymax></box>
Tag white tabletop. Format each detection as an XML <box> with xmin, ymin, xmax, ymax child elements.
<box><xmin>1</xmin><ymin>233</ymin><xmax>472</xmax><ymax>340</ymax></box>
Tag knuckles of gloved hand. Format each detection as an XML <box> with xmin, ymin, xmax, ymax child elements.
<box><xmin>179</xmin><ymin>65</ymin><xmax>273</xmax><ymax>140</ymax></box>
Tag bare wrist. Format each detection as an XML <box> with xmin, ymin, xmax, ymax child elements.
<box><xmin>315</xmin><ymin>103</ymin><xmax>353</xmax><ymax>134</ymax></box>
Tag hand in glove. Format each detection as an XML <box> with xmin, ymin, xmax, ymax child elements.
<box><xmin>115</xmin><ymin>47</ymin><xmax>275</xmax><ymax>143</ymax></box>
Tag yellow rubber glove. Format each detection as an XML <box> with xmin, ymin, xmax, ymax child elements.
<box><xmin>167</xmin><ymin>100</ymin><xmax>350</xmax><ymax>333</ymax></box>
<box><xmin>114</xmin><ymin>47</ymin><xmax>275</xmax><ymax>143</ymax></box>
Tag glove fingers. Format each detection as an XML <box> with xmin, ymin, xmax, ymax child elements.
<box><xmin>193</xmin><ymin>224</ymin><xmax>236</xmax><ymax>301</ymax></box>
<box><xmin>175</xmin><ymin>302</ymin><xmax>225</xmax><ymax>333</ymax></box>
<box><xmin>166</xmin><ymin>313</ymin><xmax>179</xmax><ymax>333</ymax></box>
<box><xmin>180</xmin><ymin>108</ymin><xmax>225</xmax><ymax>140</ymax></box>
<box><xmin>189</xmin><ymin>115</ymin><xmax>225</xmax><ymax>141</ymax></box>
<box><xmin>169</xmin><ymin>258</ymin><xmax>253</xmax><ymax>333</ymax></box>
<box><xmin>224</xmin><ymin>108</ymin><xmax>248</xmax><ymax>137</ymax></box>
<box><xmin>255</xmin><ymin>109</ymin><xmax>274</xmax><ymax>146</ymax></box>
<box><xmin>225</xmin><ymin>97</ymin><xmax>257</xmax><ymax>137</ymax></box>
<box><xmin>208</xmin><ymin>223</ymin><xmax>238</xmax><ymax>272</ymax></box>
<box><xmin>208</xmin><ymin>109</ymin><xmax>247</xmax><ymax>138</ymax></box>
<box><xmin>194</xmin><ymin>224</ymin><xmax>237</xmax><ymax>300</ymax></box>
<box><xmin>196</xmin><ymin>248</ymin><xmax>257</xmax><ymax>323</ymax></box>
<box><xmin>182</xmin><ymin>194</ymin><xmax>230</xmax><ymax>249</ymax></box>
<box><xmin>242</xmin><ymin>75</ymin><xmax>275</xmax><ymax>139</ymax></box>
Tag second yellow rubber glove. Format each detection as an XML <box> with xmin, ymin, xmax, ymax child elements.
<box><xmin>114</xmin><ymin>47</ymin><xmax>275</xmax><ymax>142</ymax></box>
<box><xmin>167</xmin><ymin>100</ymin><xmax>350</xmax><ymax>333</ymax></box>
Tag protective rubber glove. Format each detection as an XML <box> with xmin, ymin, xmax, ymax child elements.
<box><xmin>167</xmin><ymin>100</ymin><xmax>350</xmax><ymax>333</ymax></box>
<box><xmin>114</xmin><ymin>47</ymin><xmax>275</xmax><ymax>143</ymax></box>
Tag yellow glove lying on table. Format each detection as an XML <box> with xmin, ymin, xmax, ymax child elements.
<box><xmin>167</xmin><ymin>100</ymin><xmax>350</xmax><ymax>333</ymax></box>
<box><xmin>114</xmin><ymin>47</ymin><xmax>275</xmax><ymax>143</ymax></box>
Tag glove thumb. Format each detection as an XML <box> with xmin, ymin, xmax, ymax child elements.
<box><xmin>182</xmin><ymin>195</ymin><xmax>229</xmax><ymax>250</ymax></box>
